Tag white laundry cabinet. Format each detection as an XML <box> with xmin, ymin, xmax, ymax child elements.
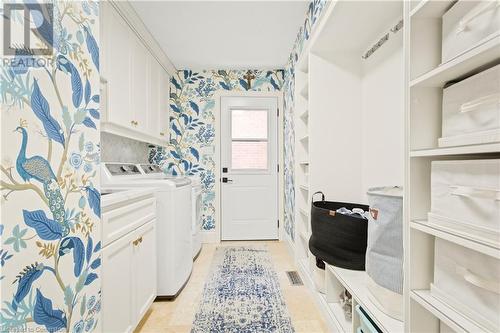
<box><xmin>100</xmin><ymin>189</ymin><xmax>157</xmax><ymax>333</ymax></box>
<box><xmin>100</xmin><ymin>1</ymin><xmax>171</xmax><ymax>145</ymax></box>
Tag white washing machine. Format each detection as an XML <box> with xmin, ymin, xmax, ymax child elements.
<box><xmin>101</xmin><ymin>163</ymin><xmax>192</xmax><ymax>299</ymax></box>
<box><xmin>137</xmin><ymin>164</ymin><xmax>203</xmax><ymax>260</ymax></box>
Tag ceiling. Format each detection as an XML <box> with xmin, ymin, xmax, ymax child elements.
<box><xmin>130</xmin><ymin>1</ymin><xmax>309</xmax><ymax>70</ymax></box>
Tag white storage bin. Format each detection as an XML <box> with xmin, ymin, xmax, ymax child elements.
<box><xmin>429</xmin><ymin>159</ymin><xmax>500</xmax><ymax>248</ymax></box>
<box><xmin>439</xmin><ymin>64</ymin><xmax>500</xmax><ymax>147</ymax></box>
<box><xmin>442</xmin><ymin>1</ymin><xmax>500</xmax><ymax>64</ymax></box>
<box><xmin>431</xmin><ymin>238</ymin><xmax>500</xmax><ymax>332</ymax></box>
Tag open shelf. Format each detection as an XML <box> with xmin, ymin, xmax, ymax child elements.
<box><xmin>411</xmin><ymin>290</ymin><xmax>485</xmax><ymax>333</ymax></box>
<box><xmin>297</xmin><ymin>50</ymin><xmax>310</xmax><ymax>74</ymax></box>
<box><xmin>327</xmin><ymin>265</ymin><xmax>403</xmax><ymax>333</ymax></box>
<box><xmin>300</xmin><ymin>81</ymin><xmax>309</xmax><ymax>100</ymax></box>
<box><xmin>410</xmin><ymin>142</ymin><xmax>500</xmax><ymax>157</ymax></box>
<box><xmin>409</xmin><ymin>0</ymin><xmax>454</xmax><ymax>19</ymax></box>
<box><xmin>410</xmin><ymin>220</ymin><xmax>500</xmax><ymax>259</ymax></box>
<box><xmin>410</xmin><ymin>36</ymin><xmax>500</xmax><ymax>88</ymax></box>
<box><xmin>299</xmin><ymin>109</ymin><xmax>309</xmax><ymax>121</ymax></box>
<box><xmin>299</xmin><ymin>184</ymin><xmax>309</xmax><ymax>192</ymax></box>
<box><xmin>310</xmin><ymin>0</ymin><xmax>402</xmax><ymax>61</ymax></box>
<box><xmin>320</xmin><ymin>294</ymin><xmax>351</xmax><ymax>333</ymax></box>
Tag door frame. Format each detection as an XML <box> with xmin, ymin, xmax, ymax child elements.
<box><xmin>205</xmin><ymin>91</ymin><xmax>284</xmax><ymax>243</ymax></box>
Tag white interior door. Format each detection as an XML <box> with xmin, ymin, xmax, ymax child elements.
<box><xmin>221</xmin><ymin>96</ymin><xmax>278</xmax><ymax>240</ymax></box>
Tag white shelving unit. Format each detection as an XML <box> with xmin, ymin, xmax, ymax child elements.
<box><xmin>405</xmin><ymin>1</ymin><xmax>500</xmax><ymax>332</ymax></box>
<box><xmin>290</xmin><ymin>1</ymin><xmax>500</xmax><ymax>332</ymax></box>
<box><xmin>294</xmin><ymin>45</ymin><xmax>312</xmax><ymax>275</ymax></box>
<box><xmin>292</xmin><ymin>1</ymin><xmax>405</xmax><ymax>332</ymax></box>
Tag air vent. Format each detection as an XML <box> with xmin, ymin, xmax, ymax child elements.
<box><xmin>286</xmin><ymin>271</ymin><xmax>303</xmax><ymax>286</ymax></box>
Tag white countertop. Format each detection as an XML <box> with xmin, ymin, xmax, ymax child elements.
<box><xmin>101</xmin><ymin>187</ymin><xmax>156</xmax><ymax>209</ymax></box>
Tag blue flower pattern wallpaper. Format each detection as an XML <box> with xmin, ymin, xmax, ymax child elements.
<box><xmin>283</xmin><ymin>0</ymin><xmax>327</xmax><ymax>241</ymax></box>
<box><xmin>150</xmin><ymin>70</ymin><xmax>284</xmax><ymax>230</ymax></box>
<box><xmin>1</xmin><ymin>1</ymin><xmax>101</xmax><ymax>332</ymax></box>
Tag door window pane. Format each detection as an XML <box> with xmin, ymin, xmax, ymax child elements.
<box><xmin>231</xmin><ymin>110</ymin><xmax>268</xmax><ymax>140</ymax></box>
<box><xmin>232</xmin><ymin>141</ymin><xmax>268</xmax><ymax>170</ymax></box>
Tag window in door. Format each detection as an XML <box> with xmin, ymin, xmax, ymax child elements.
<box><xmin>230</xmin><ymin>109</ymin><xmax>269</xmax><ymax>170</ymax></box>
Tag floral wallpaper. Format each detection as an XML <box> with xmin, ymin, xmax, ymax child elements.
<box><xmin>149</xmin><ymin>70</ymin><xmax>283</xmax><ymax>230</ymax></box>
<box><xmin>1</xmin><ymin>2</ymin><xmax>101</xmax><ymax>332</ymax></box>
<box><xmin>282</xmin><ymin>0</ymin><xmax>327</xmax><ymax>241</ymax></box>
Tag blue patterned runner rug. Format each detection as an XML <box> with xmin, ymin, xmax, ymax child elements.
<box><xmin>191</xmin><ymin>246</ymin><xmax>295</xmax><ymax>333</ymax></box>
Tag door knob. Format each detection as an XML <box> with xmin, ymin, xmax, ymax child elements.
<box><xmin>222</xmin><ymin>177</ymin><xmax>233</xmax><ymax>183</ymax></box>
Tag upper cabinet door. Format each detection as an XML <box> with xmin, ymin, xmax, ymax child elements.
<box><xmin>158</xmin><ymin>71</ymin><xmax>170</xmax><ymax>141</ymax></box>
<box><xmin>148</xmin><ymin>55</ymin><xmax>161</xmax><ymax>136</ymax></box>
<box><xmin>103</xmin><ymin>4</ymin><xmax>132</xmax><ymax>128</ymax></box>
<box><xmin>131</xmin><ymin>35</ymin><xmax>149</xmax><ymax>132</ymax></box>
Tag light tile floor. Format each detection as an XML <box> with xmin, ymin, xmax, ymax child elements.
<box><xmin>135</xmin><ymin>241</ymin><xmax>330</xmax><ymax>333</ymax></box>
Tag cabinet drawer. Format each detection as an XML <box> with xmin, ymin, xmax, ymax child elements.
<box><xmin>102</xmin><ymin>196</ymin><xmax>156</xmax><ymax>246</ymax></box>
<box><xmin>442</xmin><ymin>1</ymin><xmax>500</xmax><ymax>64</ymax></box>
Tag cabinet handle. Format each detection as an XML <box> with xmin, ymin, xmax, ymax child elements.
<box><xmin>132</xmin><ymin>237</ymin><xmax>143</xmax><ymax>246</ymax></box>
<box><xmin>130</xmin><ymin>120</ymin><xmax>139</xmax><ymax>126</ymax></box>
<box><xmin>160</xmin><ymin>132</ymin><xmax>165</xmax><ymax>136</ymax></box>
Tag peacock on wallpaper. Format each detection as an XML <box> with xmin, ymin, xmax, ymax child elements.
<box><xmin>1</xmin><ymin>2</ymin><xmax>101</xmax><ymax>332</ymax></box>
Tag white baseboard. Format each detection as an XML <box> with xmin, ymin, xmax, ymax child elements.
<box><xmin>202</xmin><ymin>230</ymin><xmax>219</xmax><ymax>243</ymax></box>
<box><xmin>284</xmin><ymin>233</ymin><xmax>295</xmax><ymax>262</ymax></box>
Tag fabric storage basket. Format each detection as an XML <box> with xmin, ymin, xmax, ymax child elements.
<box><xmin>429</xmin><ymin>159</ymin><xmax>500</xmax><ymax>248</ymax></box>
<box><xmin>439</xmin><ymin>64</ymin><xmax>500</xmax><ymax>147</ymax></box>
<box><xmin>442</xmin><ymin>1</ymin><xmax>500</xmax><ymax>64</ymax></box>
<box><xmin>366</xmin><ymin>187</ymin><xmax>404</xmax><ymax>296</ymax></box>
<box><xmin>309</xmin><ymin>192</ymin><xmax>369</xmax><ymax>271</ymax></box>
<box><xmin>431</xmin><ymin>238</ymin><xmax>500</xmax><ymax>332</ymax></box>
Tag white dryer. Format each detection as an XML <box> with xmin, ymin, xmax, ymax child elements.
<box><xmin>138</xmin><ymin>164</ymin><xmax>203</xmax><ymax>260</ymax></box>
<box><xmin>101</xmin><ymin>163</ymin><xmax>192</xmax><ymax>299</ymax></box>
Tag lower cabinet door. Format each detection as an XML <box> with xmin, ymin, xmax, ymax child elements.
<box><xmin>133</xmin><ymin>221</ymin><xmax>157</xmax><ymax>324</ymax></box>
<box><xmin>102</xmin><ymin>233</ymin><xmax>135</xmax><ymax>333</ymax></box>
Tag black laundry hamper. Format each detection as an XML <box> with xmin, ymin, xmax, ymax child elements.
<box><xmin>309</xmin><ymin>191</ymin><xmax>369</xmax><ymax>271</ymax></box>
